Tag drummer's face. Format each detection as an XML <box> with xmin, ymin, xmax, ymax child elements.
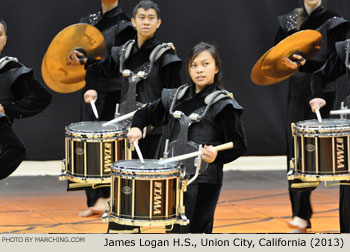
<box><xmin>0</xmin><ymin>24</ymin><xmax>7</xmax><ymax>54</ymax></box>
<box><xmin>304</xmin><ymin>0</ymin><xmax>321</xmax><ymax>8</ymax></box>
<box><xmin>132</xmin><ymin>8</ymin><xmax>161</xmax><ymax>40</ymax></box>
<box><xmin>189</xmin><ymin>50</ymin><xmax>218</xmax><ymax>93</ymax></box>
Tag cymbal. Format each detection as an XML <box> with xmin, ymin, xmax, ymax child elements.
<box><xmin>251</xmin><ymin>48</ymin><xmax>288</xmax><ymax>85</ymax></box>
<box><xmin>42</xmin><ymin>23</ymin><xmax>106</xmax><ymax>93</ymax></box>
<box><xmin>251</xmin><ymin>30</ymin><xmax>322</xmax><ymax>85</ymax></box>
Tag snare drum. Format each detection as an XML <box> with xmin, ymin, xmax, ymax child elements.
<box><xmin>106</xmin><ymin>159</ymin><xmax>189</xmax><ymax>227</ymax></box>
<box><xmin>289</xmin><ymin>119</ymin><xmax>350</xmax><ymax>182</ymax></box>
<box><xmin>62</xmin><ymin>121</ymin><xmax>131</xmax><ymax>185</ymax></box>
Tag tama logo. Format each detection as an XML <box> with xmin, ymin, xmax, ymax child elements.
<box><xmin>104</xmin><ymin>143</ymin><xmax>113</xmax><ymax>173</ymax></box>
<box><xmin>75</xmin><ymin>148</ymin><xmax>84</xmax><ymax>155</ymax></box>
<box><xmin>336</xmin><ymin>138</ymin><xmax>345</xmax><ymax>169</ymax></box>
<box><xmin>153</xmin><ymin>182</ymin><xmax>162</xmax><ymax>215</ymax></box>
<box><xmin>122</xmin><ymin>186</ymin><xmax>132</xmax><ymax>195</ymax></box>
<box><xmin>305</xmin><ymin>144</ymin><xmax>315</xmax><ymax>152</ymax></box>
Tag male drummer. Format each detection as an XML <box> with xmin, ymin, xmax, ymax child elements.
<box><xmin>309</xmin><ymin>38</ymin><xmax>350</xmax><ymax>233</ymax></box>
<box><xmin>67</xmin><ymin>0</ymin><xmax>136</xmax><ymax>219</ymax></box>
<box><xmin>83</xmin><ymin>0</ymin><xmax>182</xmax><ymax>233</ymax></box>
<box><xmin>0</xmin><ymin>18</ymin><xmax>51</xmax><ymax>179</ymax></box>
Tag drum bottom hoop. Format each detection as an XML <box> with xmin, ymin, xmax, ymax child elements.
<box><xmin>288</xmin><ymin>172</ymin><xmax>350</xmax><ymax>182</ymax></box>
<box><xmin>63</xmin><ymin>173</ymin><xmax>111</xmax><ymax>184</ymax></box>
<box><xmin>106</xmin><ymin>214</ymin><xmax>187</xmax><ymax>227</ymax></box>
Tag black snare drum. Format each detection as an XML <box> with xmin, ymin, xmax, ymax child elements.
<box><xmin>62</xmin><ymin>121</ymin><xmax>131</xmax><ymax>185</ymax></box>
<box><xmin>289</xmin><ymin>119</ymin><xmax>350</xmax><ymax>182</ymax></box>
<box><xmin>106</xmin><ymin>159</ymin><xmax>188</xmax><ymax>227</ymax></box>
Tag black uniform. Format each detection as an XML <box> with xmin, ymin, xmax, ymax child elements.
<box><xmin>311</xmin><ymin>40</ymin><xmax>350</xmax><ymax>233</ymax></box>
<box><xmin>0</xmin><ymin>56</ymin><xmax>51</xmax><ymax>179</ymax></box>
<box><xmin>131</xmin><ymin>84</ymin><xmax>247</xmax><ymax>233</ymax></box>
<box><xmin>275</xmin><ymin>5</ymin><xmax>349</xmax><ymax>226</ymax></box>
<box><xmin>73</xmin><ymin>6</ymin><xmax>136</xmax><ymax>208</ymax></box>
<box><xmin>86</xmin><ymin>36</ymin><xmax>182</xmax><ymax>158</ymax></box>
<box><xmin>86</xmin><ymin>36</ymin><xmax>182</xmax><ymax>232</ymax></box>
<box><xmin>80</xmin><ymin>6</ymin><xmax>135</xmax><ymax>121</ymax></box>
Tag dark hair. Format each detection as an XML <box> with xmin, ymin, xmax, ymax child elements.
<box><xmin>132</xmin><ymin>0</ymin><xmax>161</xmax><ymax>19</ymax></box>
<box><xmin>186</xmin><ymin>42</ymin><xmax>223</xmax><ymax>89</ymax></box>
<box><xmin>0</xmin><ymin>18</ymin><xmax>7</xmax><ymax>34</ymax></box>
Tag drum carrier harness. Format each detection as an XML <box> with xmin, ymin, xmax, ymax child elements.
<box><xmin>164</xmin><ymin>84</ymin><xmax>234</xmax><ymax>178</ymax></box>
<box><xmin>116</xmin><ymin>40</ymin><xmax>176</xmax><ymax>116</ymax></box>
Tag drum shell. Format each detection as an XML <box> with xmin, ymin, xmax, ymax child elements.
<box><xmin>63</xmin><ymin>122</ymin><xmax>130</xmax><ymax>183</ymax></box>
<box><xmin>110</xmin><ymin>160</ymin><xmax>182</xmax><ymax>224</ymax></box>
<box><xmin>292</xmin><ymin>119</ymin><xmax>350</xmax><ymax>179</ymax></box>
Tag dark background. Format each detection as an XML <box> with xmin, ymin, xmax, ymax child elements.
<box><xmin>1</xmin><ymin>0</ymin><xmax>350</xmax><ymax>160</ymax></box>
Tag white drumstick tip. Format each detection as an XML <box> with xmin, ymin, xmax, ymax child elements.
<box><xmin>90</xmin><ymin>100</ymin><xmax>99</xmax><ymax>119</ymax></box>
<box><xmin>315</xmin><ymin>108</ymin><xmax>322</xmax><ymax>123</ymax></box>
<box><xmin>133</xmin><ymin>141</ymin><xmax>145</xmax><ymax>164</ymax></box>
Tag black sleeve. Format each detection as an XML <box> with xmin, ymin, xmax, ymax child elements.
<box><xmin>85</xmin><ymin>56</ymin><xmax>119</xmax><ymax>91</ymax></box>
<box><xmin>311</xmin><ymin>52</ymin><xmax>346</xmax><ymax>99</ymax></box>
<box><xmin>274</xmin><ymin>27</ymin><xmax>287</xmax><ymax>45</ymax></box>
<box><xmin>131</xmin><ymin>98</ymin><xmax>168</xmax><ymax>130</ymax></box>
<box><xmin>159</xmin><ymin>56</ymin><xmax>182</xmax><ymax>89</ymax></box>
<box><xmin>3</xmin><ymin>73</ymin><xmax>51</xmax><ymax>119</ymax></box>
<box><xmin>213</xmin><ymin>105</ymin><xmax>247</xmax><ymax>165</ymax></box>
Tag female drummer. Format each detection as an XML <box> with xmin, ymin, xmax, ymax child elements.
<box><xmin>127</xmin><ymin>42</ymin><xmax>247</xmax><ymax>233</ymax></box>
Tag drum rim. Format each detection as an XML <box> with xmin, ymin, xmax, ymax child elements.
<box><xmin>294</xmin><ymin>119</ymin><xmax>350</xmax><ymax>128</ymax></box>
<box><xmin>66</xmin><ymin>121</ymin><xmax>129</xmax><ymax>134</ymax></box>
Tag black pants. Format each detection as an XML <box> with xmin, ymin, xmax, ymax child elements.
<box><xmin>286</xmin><ymin>75</ymin><xmax>336</xmax><ymax>223</ymax></box>
<box><xmin>0</xmin><ymin>119</ymin><xmax>26</xmax><ymax>180</ymax></box>
<box><xmin>168</xmin><ymin>183</ymin><xmax>222</xmax><ymax>234</ymax></box>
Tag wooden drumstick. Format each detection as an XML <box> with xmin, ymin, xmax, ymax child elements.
<box><xmin>158</xmin><ymin>142</ymin><xmax>234</xmax><ymax>165</ymax></box>
<box><xmin>90</xmin><ymin>99</ymin><xmax>99</xmax><ymax>119</ymax></box>
<box><xmin>315</xmin><ymin>108</ymin><xmax>322</xmax><ymax>123</ymax></box>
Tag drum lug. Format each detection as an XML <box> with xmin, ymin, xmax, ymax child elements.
<box><xmin>180</xmin><ymin>179</ymin><xmax>188</xmax><ymax>192</ymax></box>
<box><xmin>59</xmin><ymin>160</ymin><xmax>67</xmax><ymax>181</ymax></box>
<box><xmin>289</xmin><ymin>158</ymin><xmax>295</xmax><ymax>169</ymax></box>
<box><xmin>105</xmin><ymin>199</ymin><xmax>111</xmax><ymax>212</ymax></box>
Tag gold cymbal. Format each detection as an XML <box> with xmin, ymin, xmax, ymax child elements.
<box><xmin>251</xmin><ymin>30</ymin><xmax>322</xmax><ymax>85</ymax></box>
<box><xmin>42</xmin><ymin>23</ymin><xmax>106</xmax><ymax>93</ymax></box>
<box><xmin>251</xmin><ymin>48</ymin><xmax>288</xmax><ymax>85</ymax></box>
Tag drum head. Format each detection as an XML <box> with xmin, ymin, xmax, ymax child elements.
<box><xmin>294</xmin><ymin>119</ymin><xmax>350</xmax><ymax>136</ymax></box>
<box><xmin>66</xmin><ymin>121</ymin><xmax>127</xmax><ymax>133</ymax></box>
<box><xmin>112</xmin><ymin>159</ymin><xmax>181</xmax><ymax>178</ymax></box>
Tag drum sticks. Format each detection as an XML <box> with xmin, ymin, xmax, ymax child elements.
<box><xmin>90</xmin><ymin>100</ymin><xmax>99</xmax><ymax>119</ymax></box>
<box><xmin>133</xmin><ymin>141</ymin><xmax>145</xmax><ymax>164</ymax></box>
<box><xmin>102</xmin><ymin>110</ymin><xmax>137</xmax><ymax>127</ymax></box>
<box><xmin>315</xmin><ymin>108</ymin><xmax>322</xmax><ymax>123</ymax></box>
<box><xmin>158</xmin><ymin>142</ymin><xmax>234</xmax><ymax>165</ymax></box>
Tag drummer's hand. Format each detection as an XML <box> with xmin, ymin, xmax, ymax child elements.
<box><xmin>68</xmin><ymin>50</ymin><xmax>87</xmax><ymax>66</ymax></box>
<box><xmin>127</xmin><ymin>127</ymin><xmax>143</xmax><ymax>144</ymax></box>
<box><xmin>201</xmin><ymin>145</ymin><xmax>217</xmax><ymax>163</ymax></box>
<box><xmin>84</xmin><ymin>90</ymin><xmax>98</xmax><ymax>103</ymax></box>
<box><xmin>281</xmin><ymin>54</ymin><xmax>306</xmax><ymax>70</ymax></box>
<box><xmin>309</xmin><ymin>98</ymin><xmax>326</xmax><ymax>113</ymax></box>
<box><xmin>0</xmin><ymin>104</ymin><xmax>5</xmax><ymax>115</ymax></box>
